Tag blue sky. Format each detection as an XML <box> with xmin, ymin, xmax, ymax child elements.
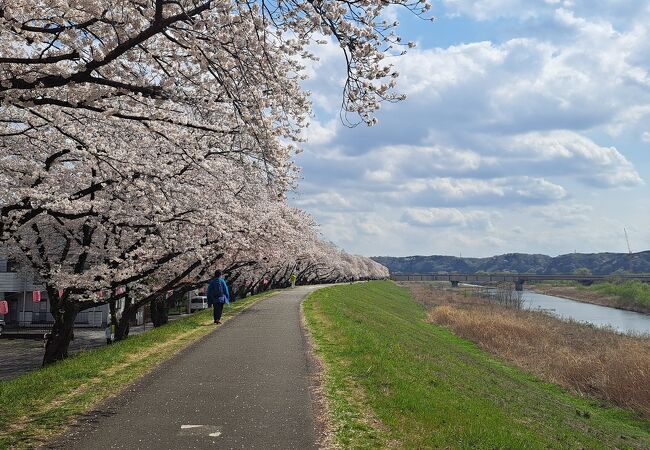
<box><xmin>290</xmin><ymin>0</ymin><xmax>650</xmax><ymax>258</ymax></box>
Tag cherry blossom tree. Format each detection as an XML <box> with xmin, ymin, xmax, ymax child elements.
<box><xmin>1</xmin><ymin>0</ymin><xmax>430</xmax><ymax>126</ymax></box>
<box><xmin>0</xmin><ymin>0</ymin><xmax>417</xmax><ymax>364</ymax></box>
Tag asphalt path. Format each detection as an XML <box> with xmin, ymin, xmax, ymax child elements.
<box><xmin>53</xmin><ymin>286</ymin><xmax>325</xmax><ymax>449</ymax></box>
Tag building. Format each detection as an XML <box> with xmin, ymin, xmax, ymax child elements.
<box><xmin>0</xmin><ymin>258</ymin><xmax>109</xmax><ymax>328</ymax></box>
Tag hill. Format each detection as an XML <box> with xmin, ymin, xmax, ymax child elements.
<box><xmin>372</xmin><ymin>251</ymin><xmax>650</xmax><ymax>275</ymax></box>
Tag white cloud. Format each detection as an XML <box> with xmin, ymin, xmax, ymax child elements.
<box><xmin>397</xmin><ymin>41</ymin><xmax>505</xmax><ymax>97</ymax></box>
<box><xmin>530</xmin><ymin>203</ymin><xmax>593</xmax><ymax>225</ymax></box>
<box><xmin>441</xmin><ymin>1</ymin><xmax>649</xmax><ymax>23</ymax></box>
<box><xmin>397</xmin><ymin>176</ymin><xmax>566</xmax><ymax>204</ymax></box>
<box><xmin>391</xmin><ymin>13</ymin><xmax>650</xmax><ymax>138</ymax></box>
<box><xmin>293</xmin><ymin>192</ymin><xmax>353</xmax><ymax>210</ymax></box>
<box><xmin>364</xmin><ymin>169</ymin><xmax>393</xmax><ymax>183</ymax></box>
<box><xmin>302</xmin><ymin>119</ymin><xmax>337</xmax><ymax>146</ymax></box>
<box><xmin>441</xmin><ymin>0</ymin><xmax>543</xmax><ymax>20</ymax></box>
<box><xmin>292</xmin><ymin>4</ymin><xmax>650</xmax><ymax>256</ymax></box>
<box><xmin>402</xmin><ymin>208</ymin><xmax>493</xmax><ymax>229</ymax></box>
<box><xmin>381</xmin><ymin>4</ymin><xmax>402</xmax><ymax>24</ymax></box>
<box><xmin>514</xmin><ymin>178</ymin><xmax>567</xmax><ymax>200</ymax></box>
<box><xmin>314</xmin><ymin>212</ymin><xmax>408</xmax><ymax>247</ymax></box>
<box><xmin>505</xmin><ymin>131</ymin><xmax>643</xmax><ymax>187</ymax></box>
<box><xmin>301</xmin><ymin>38</ymin><xmax>347</xmax><ymax>113</ymax></box>
<box><xmin>358</xmin><ymin>221</ymin><xmax>385</xmax><ymax>235</ymax></box>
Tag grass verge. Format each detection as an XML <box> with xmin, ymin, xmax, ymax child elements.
<box><xmin>303</xmin><ymin>281</ymin><xmax>650</xmax><ymax>449</ymax></box>
<box><xmin>0</xmin><ymin>290</ymin><xmax>276</xmax><ymax>449</ymax></box>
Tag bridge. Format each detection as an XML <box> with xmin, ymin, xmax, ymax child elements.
<box><xmin>390</xmin><ymin>273</ymin><xmax>650</xmax><ymax>291</ymax></box>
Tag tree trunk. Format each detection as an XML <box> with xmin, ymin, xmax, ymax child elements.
<box><xmin>114</xmin><ymin>296</ymin><xmax>134</xmax><ymax>341</ymax></box>
<box><xmin>43</xmin><ymin>295</ymin><xmax>78</xmax><ymax>366</ymax></box>
<box><xmin>150</xmin><ymin>297</ymin><xmax>168</xmax><ymax>327</ymax></box>
<box><xmin>108</xmin><ymin>298</ymin><xmax>118</xmax><ymax>328</ymax></box>
<box><xmin>114</xmin><ymin>313</ymin><xmax>132</xmax><ymax>341</ymax></box>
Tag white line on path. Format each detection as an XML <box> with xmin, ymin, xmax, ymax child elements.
<box><xmin>179</xmin><ymin>424</ymin><xmax>223</xmax><ymax>438</ymax></box>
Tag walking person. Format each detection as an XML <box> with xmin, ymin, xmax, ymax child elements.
<box><xmin>290</xmin><ymin>273</ymin><xmax>297</xmax><ymax>289</ymax></box>
<box><xmin>207</xmin><ymin>270</ymin><xmax>230</xmax><ymax>324</ymax></box>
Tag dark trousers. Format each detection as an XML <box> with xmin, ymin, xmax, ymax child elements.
<box><xmin>213</xmin><ymin>302</ymin><xmax>224</xmax><ymax>322</ymax></box>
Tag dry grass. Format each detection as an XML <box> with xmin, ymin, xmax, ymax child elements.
<box><xmin>406</xmin><ymin>282</ymin><xmax>650</xmax><ymax>418</ymax></box>
<box><xmin>407</xmin><ymin>282</ymin><xmax>486</xmax><ymax>308</ymax></box>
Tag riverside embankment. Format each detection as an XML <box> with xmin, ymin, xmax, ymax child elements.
<box><xmin>303</xmin><ymin>281</ymin><xmax>650</xmax><ymax>449</ymax></box>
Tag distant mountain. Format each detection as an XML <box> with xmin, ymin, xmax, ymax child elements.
<box><xmin>372</xmin><ymin>251</ymin><xmax>650</xmax><ymax>275</ymax></box>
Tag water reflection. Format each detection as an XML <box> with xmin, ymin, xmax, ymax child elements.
<box><xmin>523</xmin><ymin>291</ymin><xmax>650</xmax><ymax>336</ymax></box>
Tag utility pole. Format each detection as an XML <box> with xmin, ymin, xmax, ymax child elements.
<box><xmin>624</xmin><ymin>228</ymin><xmax>632</xmax><ymax>254</ymax></box>
<box><xmin>624</xmin><ymin>228</ymin><xmax>633</xmax><ymax>273</ymax></box>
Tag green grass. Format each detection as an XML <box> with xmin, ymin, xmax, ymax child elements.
<box><xmin>303</xmin><ymin>281</ymin><xmax>650</xmax><ymax>449</ymax></box>
<box><xmin>0</xmin><ymin>290</ymin><xmax>277</xmax><ymax>449</ymax></box>
<box><xmin>580</xmin><ymin>281</ymin><xmax>650</xmax><ymax>311</ymax></box>
<box><xmin>531</xmin><ymin>280</ymin><xmax>650</xmax><ymax>313</ymax></box>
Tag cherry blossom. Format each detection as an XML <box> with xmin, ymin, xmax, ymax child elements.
<box><xmin>0</xmin><ymin>0</ymin><xmax>417</xmax><ymax>363</ymax></box>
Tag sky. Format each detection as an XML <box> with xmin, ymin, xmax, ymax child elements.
<box><xmin>289</xmin><ymin>0</ymin><xmax>650</xmax><ymax>258</ymax></box>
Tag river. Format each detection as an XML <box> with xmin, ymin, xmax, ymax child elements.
<box><xmin>523</xmin><ymin>290</ymin><xmax>650</xmax><ymax>336</ymax></box>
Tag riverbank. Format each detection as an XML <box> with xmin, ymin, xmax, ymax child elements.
<box><xmin>0</xmin><ymin>291</ymin><xmax>276</xmax><ymax>449</ymax></box>
<box><xmin>410</xmin><ymin>282</ymin><xmax>650</xmax><ymax>417</ymax></box>
<box><xmin>303</xmin><ymin>281</ymin><xmax>650</xmax><ymax>449</ymax></box>
<box><xmin>530</xmin><ymin>281</ymin><xmax>650</xmax><ymax>314</ymax></box>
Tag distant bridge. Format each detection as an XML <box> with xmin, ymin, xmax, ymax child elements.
<box><xmin>390</xmin><ymin>273</ymin><xmax>650</xmax><ymax>291</ymax></box>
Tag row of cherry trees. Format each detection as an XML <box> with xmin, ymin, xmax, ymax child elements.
<box><xmin>0</xmin><ymin>0</ymin><xmax>427</xmax><ymax>364</ymax></box>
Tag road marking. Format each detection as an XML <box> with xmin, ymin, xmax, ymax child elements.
<box><xmin>179</xmin><ymin>424</ymin><xmax>223</xmax><ymax>438</ymax></box>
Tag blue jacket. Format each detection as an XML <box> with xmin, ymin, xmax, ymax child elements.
<box><xmin>207</xmin><ymin>277</ymin><xmax>230</xmax><ymax>306</ymax></box>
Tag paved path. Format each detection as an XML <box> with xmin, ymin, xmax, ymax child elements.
<box><xmin>54</xmin><ymin>286</ymin><xmax>324</xmax><ymax>449</ymax></box>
